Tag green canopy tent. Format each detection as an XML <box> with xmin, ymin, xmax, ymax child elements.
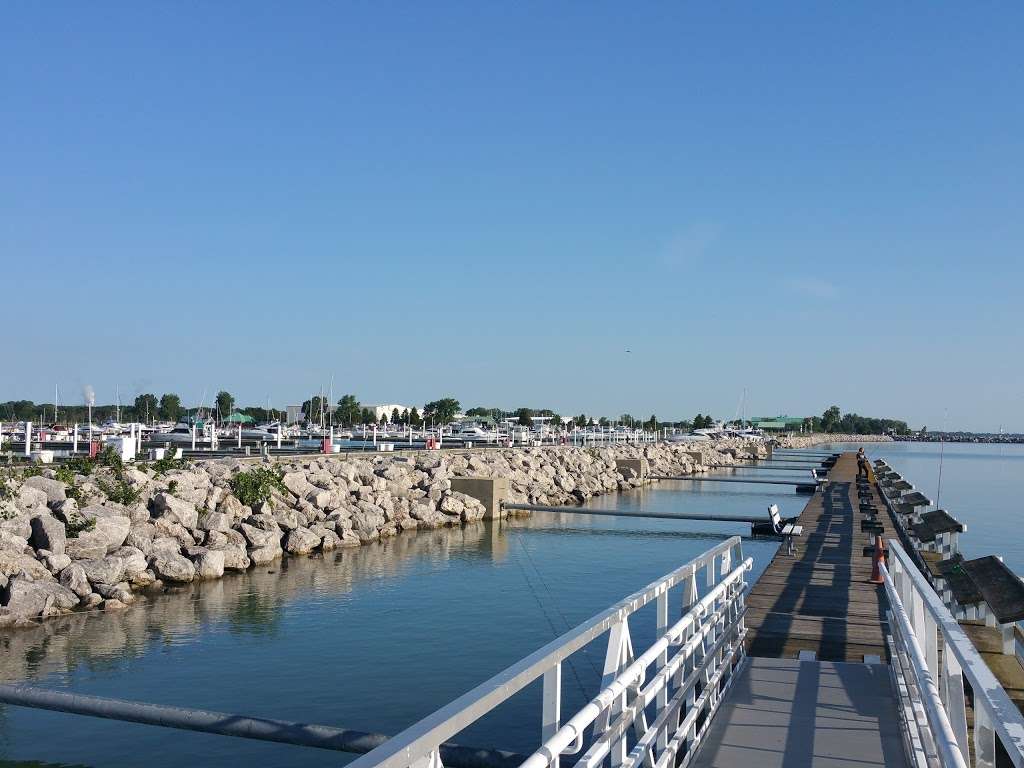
<box><xmin>223</xmin><ymin>412</ymin><xmax>255</xmax><ymax>424</ymax></box>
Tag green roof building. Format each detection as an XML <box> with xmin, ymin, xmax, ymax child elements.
<box><xmin>749</xmin><ymin>415</ymin><xmax>808</xmax><ymax>432</ymax></box>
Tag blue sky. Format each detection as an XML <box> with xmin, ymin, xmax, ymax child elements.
<box><xmin>3</xmin><ymin>3</ymin><xmax>1022</xmax><ymax>430</ymax></box>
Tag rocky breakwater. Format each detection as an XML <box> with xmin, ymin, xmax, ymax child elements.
<box><xmin>775</xmin><ymin>433</ymin><xmax>893</xmax><ymax>449</ymax></box>
<box><xmin>0</xmin><ymin>440</ymin><xmax>766</xmax><ymax>628</ymax></box>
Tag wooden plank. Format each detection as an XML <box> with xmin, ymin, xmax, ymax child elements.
<box><xmin>743</xmin><ymin>452</ymin><xmax>892</xmax><ymax>663</ymax></box>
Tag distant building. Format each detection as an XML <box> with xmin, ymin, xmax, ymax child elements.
<box><xmin>749</xmin><ymin>415</ymin><xmax>808</xmax><ymax>432</ymax></box>
<box><xmin>366</xmin><ymin>404</ymin><xmax>417</xmax><ymax>421</ymax></box>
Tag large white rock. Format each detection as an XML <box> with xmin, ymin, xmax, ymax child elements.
<box><xmin>152</xmin><ymin>492</ymin><xmax>199</xmax><ymax>530</ymax></box>
<box><xmin>2</xmin><ymin>576</ymin><xmax>79</xmax><ymax>619</ymax></box>
<box><xmin>150</xmin><ymin>552</ymin><xmax>196</xmax><ymax>583</ymax></box>
<box><xmin>283</xmin><ymin>527</ymin><xmax>320</xmax><ymax>555</ymax></box>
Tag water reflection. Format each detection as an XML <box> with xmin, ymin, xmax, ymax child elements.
<box><xmin>0</xmin><ymin>523</ymin><xmax>507</xmax><ymax>685</ymax></box>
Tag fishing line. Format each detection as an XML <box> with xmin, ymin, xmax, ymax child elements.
<box><xmin>507</xmin><ymin>527</ymin><xmax>596</xmax><ymax>698</ymax></box>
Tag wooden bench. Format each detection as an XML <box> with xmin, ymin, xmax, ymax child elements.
<box><xmin>769</xmin><ymin>503</ymin><xmax>803</xmax><ymax>555</ymax></box>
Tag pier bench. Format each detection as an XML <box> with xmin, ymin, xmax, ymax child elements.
<box><xmin>769</xmin><ymin>503</ymin><xmax>802</xmax><ymax>555</ymax></box>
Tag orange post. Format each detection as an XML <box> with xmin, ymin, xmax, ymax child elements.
<box><xmin>870</xmin><ymin>534</ymin><xmax>886</xmax><ymax>584</ymax></box>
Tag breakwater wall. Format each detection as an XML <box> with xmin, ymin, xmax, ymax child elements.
<box><xmin>0</xmin><ymin>434</ymin><xmax>883</xmax><ymax>628</ymax></box>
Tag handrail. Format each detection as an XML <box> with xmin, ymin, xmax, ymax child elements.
<box><xmin>343</xmin><ymin>536</ymin><xmax>748</xmax><ymax>768</ymax></box>
<box><xmin>886</xmin><ymin>540</ymin><xmax>1024</xmax><ymax>768</ymax></box>
<box><xmin>879</xmin><ymin>560</ymin><xmax>968</xmax><ymax>768</ymax></box>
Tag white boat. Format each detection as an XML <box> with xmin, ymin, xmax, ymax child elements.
<box><xmin>152</xmin><ymin>422</ymin><xmax>213</xmax><ymax>445</ymax></box>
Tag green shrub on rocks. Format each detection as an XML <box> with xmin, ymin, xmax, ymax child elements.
<box><xmin>230</xmin><ymin>467</ymin><xmax>286</xmax><ymax>507</ymax></box>
<box><xmin>65</xmin><ymin>456</ymin><xmax>96</xmax><ymax>476</ymax></box>
<box><xmin>54</xmin><ymin>464</ymin><xmax>76</xmax><ymax>485</ymax></box>
<box><xmin>96</xmin><ymin>477</ymin><xmax>142</xmax><ymax>506</ymax></box>
<box><xmin>65</xmin><ymin>514</ymin><xmax>96</xmax><ymax>538</ymax></box>
<box><xmin>20</xmin><ymin>465</ymin><xmax>43</xmax><ymax>479</ymax></box>
<box><xmin>152</xmin><ymin>454</ymin><xmax>191</xmax><ymax>476</ymax></box>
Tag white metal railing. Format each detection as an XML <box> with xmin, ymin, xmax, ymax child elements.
<box><xmin>884</xmin><ymin>540</ymin><xmax>1024</xmax><ymax>768</ymax></box>
<box><xmin>343</xmin><ymin>537</ymin><xmax>751</xmax><ymax>768</ymax></box>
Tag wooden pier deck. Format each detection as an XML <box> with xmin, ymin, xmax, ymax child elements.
<box><xmin>744</xmin><ymin>453</ymin><xmax>895</xmax><ymax>663</ymax></box>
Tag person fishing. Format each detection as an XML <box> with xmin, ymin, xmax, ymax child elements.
<box><xmin>857</xmin><ymin>447</ymin><xmax>869</xmax><ymax>478</ymax></box>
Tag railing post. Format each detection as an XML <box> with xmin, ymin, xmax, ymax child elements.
<box><xmin>941</xmin><ymin>647</ymin><xmax>970</xmax><ymax>765</ymax></box>
<box><xmin>974</xmin><ymin>703</ymin><xmax>997</xmax><ymax>768</ymax></box>
<box><xmin>542</xmin><ymin>664</ymin><xmax>561</xmax><ymax>768</ymax></box>
<box><xmin>656</xmin><ymin>589</ymin><xmax>669</xmax><ymax>753</ymax></box>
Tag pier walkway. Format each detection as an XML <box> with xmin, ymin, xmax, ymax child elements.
<box><xmin>744</xmin><ymin>452</ymin><xmax>894</xmax><ymax>663</ymax></box>
<box><xmin>691</xmin><ymin>658</ymin><xmax>905</xmax><ymax>768</ymax></box>
<box><xmin>689</xmin><ymin>453</ymin><xmax>904</xmax><ymax>768</ymax></box>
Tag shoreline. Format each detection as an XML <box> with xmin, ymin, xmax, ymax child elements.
<box><xmin>1</xmin><ymin>433</ymin><xmax>887</xmax><ymax>629</ymax></box>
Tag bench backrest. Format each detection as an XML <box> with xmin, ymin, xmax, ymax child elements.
<box><xmin>769</xmin><ymin>504</ymin><xmax>781</xmax><ymax>532</ymax></box>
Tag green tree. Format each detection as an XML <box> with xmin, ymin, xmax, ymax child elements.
<box><xmin>574</xmin><ymin>414</ymin><xmax>588</xmax><ymax>428</ymax></box>
<box><xmin>409</xmin><ymin>407</ymin><xmax>422</xmax><ymax>427</ymax></box>
<box><xmin>379</xmin><ymin>412</ymin><xmax>387</xmax><ymax>426</ymax></box>
<box><xmin>620</xmin><ymin>414</ymin><xmax>635</xmax><ymax>427</ymax></box>
<box><xmin>424</xmin><ymin>398</ymin><xmax>460</xmax><ymax>425</ymax></box>
<box><xmin>821</xmin><ymin>405</ymin><xmax>841</xmax><ymax>432</ymax></box>
<box><xmin>159</xmin><ymin>393</ymin><xmax>182</xmax><ymax>422</ymax></box>
<box><xmin>216</xmin><ymin>391</ymin><xmax>235</xmax><ymax>420</ymax></box>
<box><xmin>693</xmin><ymin>413</ymin><xmax>704</xmax><ymax>429</ymax></box>
<box><xmin>391</xmin><ymin>407</ymin><xmax>401</xmax><ymax>424</ymax></box>
<box><xmin>517</xmin><ymin>407</ymin><xmax>533</xmax><ymax>426</ymax></box>
<box><xmin>645</xmin><ymin>414</ymin><xmax>658</xmax><ymax>430</ymax></box>
<box><xmin>133</xmin><ymin>393</ymin><xmax>158</xmax><ymax>423</ymax></box>
<box><xmin>401</xmin><ymin>408</ymin><xmax>410</xmax><ymax>425</ymax></box>
<box><xmin>335</xmin><ymin>394</ymin><xmax>360</xmax><ymax>426</ymax></box>
<box><xmin>301</xmin><ymin>395</ymin><xmax>330</xmax><ymax>424</ymax></box>
<box><xmin>360</xmin><ymin>408</ymin><xmax>373</xmax><ymax>425</ymax></box>
<box><xmin>598</xmin><ymin>416</ymin><xmax>610</xmax><ymax>427</ymax></box>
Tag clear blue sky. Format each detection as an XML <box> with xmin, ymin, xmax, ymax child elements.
<box><xmin>3</xmin><ymin>3</ymin><xmax>1022</xmax><ymax>431</ymax></box>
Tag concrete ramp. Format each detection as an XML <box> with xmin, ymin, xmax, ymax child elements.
<box><xmin>691</xmin><ymin>657</ymin><xmax>907</xmax><ymax>768</ymax></box>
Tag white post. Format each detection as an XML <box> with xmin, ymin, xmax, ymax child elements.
<box><xmin>191</xmin><ymin>423</ymin><xmax>197</xmax><ymax>451</ymax></box>
<box><xmin>409</xmin><ymin>424</ymin><xmax>412</xmax><ymax>446</ymax></box>
<box><xmin>238</xmin><ymin>423</ymin><xmax>242</xmax><ymax>449</ymax></box>
<box><xmin>25</xmin><ymin>421</ymin><xmax>32</xmax><ymax>456</ymax></box>
<box><xmin>373</xmin><ymin>424</ymin><xmax>377</xmax><ymax>446</ymax></box>
<box><xmin>277</xmin><ymin>422</ymin><xmax>282</xmax><ymax>449</ymax></box>
<box><xmin>73</xmin><ymin>423</ymin><xmax>78</xmax><ymax>453</ymax></box>
<box><xmin>439</xmin><ymin>425</ymin><xmax>443</xmax><ymax>448</ymax></box>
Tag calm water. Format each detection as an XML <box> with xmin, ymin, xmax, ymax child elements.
<box><xmin>812</xmin><ymin>441</ymin><xmax>1024</xmax><ymax>576</ymax></box>
<box><xmin>0</xmin><ymin>475</ymin><xmax>797</xmax><ymax>767</ymax></box>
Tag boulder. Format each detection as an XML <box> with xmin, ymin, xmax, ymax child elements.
<box><xmin>150</xmin><ymin>552</ymin><xmax>196</xmax><ymax>584</ymax></box>
<box><xmin>273</xmin><ymin>509</ymin><xmax>301</xmax><ymax>531</ymax></box>
<box><xmin>152</xmin><ymin>492</ymin><xmax>199</xmax><ymax>530</ymax></box>
<box><xmin>222</xmin><ymin>546</ymin><xmax>250</xmax><ymax>571</ymax></box>
<box><xmin>247</xmin><ymin>544</ymin><xmax>282</xmax><ymax>565</ymax></box>
<box><xmin>15</xmin><ymin>485</ymin><xmax>49</xmax><ymax>513</ymax></box>
<box><xmin>283</xmin><ymin>527</ymin><xmax>320</xmax><ymax>555</ymax></box>
<box><xmin>192</xmin><ymin>549</ymin><xmax>225</xmax><ymax>579</ymax></box>
<box><xmin>78</xmin><ymin>556</ymin><xmax>126</xmax><ymax>587</ymax></box>
<box><xmin>1</xmin><ymin>576</ymin><xmax>79</xmax><ymax>619</ymax></box>
<box><xmin>196</xmin><ymin>511</ymin><xmax>231</xmax><ymax>532</ymax></box>
<box><xmin>42</xmin><ymin>552</ymin><xmax>72</xmax><ymax>574</ymax></box>
<box><xmin>281</xmin><ymin>471</ymin><xmax>315</xmax><ymax>498</ymax></box>
<box><xmin>30</xmin><ymin>514</ymin><xmax>66</xmax><ymax>556</ymax></box>
<box><xmin>23</xmin><ymin>476</ymin><xmax>67</xmax><ymax>506</ymax></box>
<box><xmin>217</xmin><ymin>494</ymin><xmax>246</xmax><ymax>520</ymax></box>
<box><xmin>111</xmin><ymin>547</ymin><xmax>148</xmax><ymax>580</ymax></box>
<box><xmin>239</xmin><ymin>523</ymin><xmax>279</xmax><ymax>549</ymax></box>
<box><xmin>65</xmin><ymin>506</ymin><xmax>131</xmax><ymax>559</ymax></box>
<box><xmin>0</xmin><ymin>550</ymin><xmax>52</xmax><ymax>581</ymax></box>
<box><xmin>60</xmin><ymin>563</ymin><xmax>93</xmax><ymax>598</ymax></box>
